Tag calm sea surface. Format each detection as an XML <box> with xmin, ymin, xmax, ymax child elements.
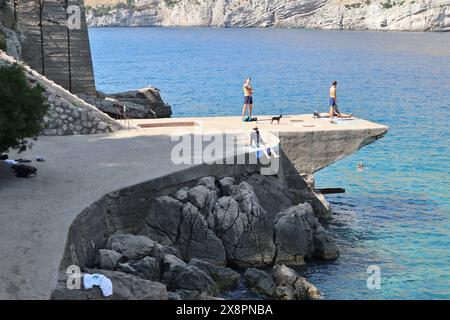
<box><xmin>89</xmin><ymin>27</ymin><xmax>450</xmax><ymax>299</ymax></box>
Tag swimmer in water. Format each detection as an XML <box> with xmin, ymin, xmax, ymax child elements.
<box><xmin>357</xmin><ymin>162</ymin><xmax>364</xmax><ymax>170</ymax></box>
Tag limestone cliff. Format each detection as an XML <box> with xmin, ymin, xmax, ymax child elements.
<box><xmin>85</xmin><ymin>0</ymin><xmax>450</xmax><ymax>31</ymax></box>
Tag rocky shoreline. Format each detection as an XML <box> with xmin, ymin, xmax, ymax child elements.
<box><xmin>53</xmin><ymin>170</ymin><xmax>339</xmax><ymax>300</ymax></box>
<box><xmin>85</xmin><ymin>0</ymin><xmax>450</xmax><ymax>32</ymax></box>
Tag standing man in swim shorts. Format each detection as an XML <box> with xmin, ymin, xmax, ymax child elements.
<box><xmin>242</xmin><ymin>78</ymin><xmax>253</xmax><ymax>120</ymax></box>
<box><xmin>329</xmin><ymin>80</ymin><xmax>352</xmax><ymax>120</ymax></box>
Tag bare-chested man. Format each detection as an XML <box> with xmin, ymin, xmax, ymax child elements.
<box><xmin>329</xmin><ymin>80</ymin><xmax>352</xmax><ymax>121</ymax></box>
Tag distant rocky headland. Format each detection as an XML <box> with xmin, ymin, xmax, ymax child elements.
<box><xmin>85</xmin><ymin>0</ymin><xmax>450</xmax><ymax>32</ymax></box>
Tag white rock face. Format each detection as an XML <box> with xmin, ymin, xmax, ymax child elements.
<box><xmin>86</xmin><ymin>0</ymin><xmax>450</xmax><ymax>31</ymax></box>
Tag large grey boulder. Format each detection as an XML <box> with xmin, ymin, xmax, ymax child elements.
<box><xmin>218</xmin><ymin>177</ymin><xmax>234</xmax><ymax>196</ymax></box>
<box><xmin>142</xmin><ymin>194</ymin><xmax>226</xmax><ymax>266</ymax></box>
<box><xmin>185</xmin><ymin>183</ymin><xmax>218</xmax><ymax>228</ymax></box>
<box><xmin>187</xmin><ymin>185</ymin><xmax>212</xmax><ymax>210</ymax></box>
<box><xmin>116</xmin><ymin>256</ymin><xmax>160</xmax><ymax>281</ymax></box>
<box><xmin>273</xmin><ymin>203</ymin><xmax>339</xmax><ymax>265</ymax></box>
<box><xmin>223</xmin><ymin>182</ymin><xmax>277</xmax><ymax>267</ymax></box>
<box><xmin>244</xmin><ymin>268</ymin><xmax>276</xmax><ymax>297</ymax></box>
<box><xmin>313</xmin><ymin>225</ymin><xmax>339</xmax><ymax>259</ymax></box>
<box><xmin>98</xmin><ymin>249</ymin><xmax>124</xmax><ymax>270</ymax></box>
<box><xmin>106</xmin><ymin>234</ymin><xmax>156</xmax><ymax>260</ymax></box>
<box><xmin>243</xmin><ymin>265</ymin><xmax>320</xmax><ymax>300</ymax></box>
<box><xmin>87</xmin><ymin>269</ymin><xmax>168</xmax><ymax>300</ymax></box>
<box><xmin>272</xmin><ymin>265</ymin><xmax>320</xmax><ymax>300</ymax></box>
<box><xmin>162</xmin><ymin>254</ymin><xmax>219</xmax><ymax>296</ymax></box>
<box><xmin>291</xmin><ymin>276</ymin><xmax>321</xmax><ymax>299</ymax></box>
<box><xmin>189</xmin><ymin>258</ymin><xmax>241</xmax><ymax>291</ymax></box>
<box><xmin>273</xmin><ymin>204</ymin><xmax>316</xmax><ymax>265</ymax></box>
<box><xmin>243</xmin><ymin>174</ymin><xmax>294</xmax><ymax>214</ymax></box>
<box><xmin>141</xmin><ymin>196</ymin><xmax>183</xmax><ymax>245</ymax></box>
<box><xmin>177</xmin><ymin>202</ymin><xmax>226</xmax><ymax>266</ymax></box>
<box><xmin>51</xmin><ymin>270</ymin><xmax>168</xmax><ymax>300</ymax></box>
<box><xmin>108</xmin><ymin>87</ymin><xmax>172</xmax><ymax>118</ymax></box>
<box><xmin>197</xmin><ymin>176</ymin><xmax>217</xmax><ymax>191</ymax></box>
<box><xmin>173</xmin><ymin>187</ymin><xmax>189</xmax><ymax>202</ymax></box>
<box><xmin>151</xmin><ymin>242</ymin><xmax>181</xmax><ymax>262</ymax></box>
<box><xmin>271</xmin><ymin>264</ymin><xmax>297</xmax><ymax>285</ymax></box>
<box><xmin>210</xmin><ymin>182</ymin><xmax>278</xmax><ymax>268</ymax></box>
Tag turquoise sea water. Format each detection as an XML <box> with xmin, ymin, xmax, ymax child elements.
<box><xmin>89</xmin><ymin>27</ymin><xmax>450</xmax><ymax>299</ymax></box>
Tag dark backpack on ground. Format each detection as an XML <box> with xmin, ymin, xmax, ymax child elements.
<box><xmin>12</xmin><ymin>164</ymin><xmax>37</xmax><ymax>178</ymax></box>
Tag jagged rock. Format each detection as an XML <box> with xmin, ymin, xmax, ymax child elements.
<box><xmin>223</xmin><ymin>182</ymin><xmax>277</xmax><ymax>267</ymax></box>
<box><xmin>141</xmin><ymin>196</ymin><xmax>183</xmax><ymax>245</ymax></box>
<box><xmin>162</xmin><ymin>254</ymin><xmax>218</xmax><ymax>296</ymax></box>
<box><xmin>273</xmin><ymin>204</ymin><xmax>316</xmax><ymax>266</ymax></box>
<box><xmin>244</xmin><ymin>173</ymin><xmax>294</xmax><ymax>214</ymax></box>
<box><xmin>140</xmin><ymin>194</ymin><xmax>226</xmax><ymax>265</ymax></box>
<box><xmin>177</xmin><ymin>202</ymin><xmax>226</xmax><ymax>266</ymax></box>
<box><xmin>211</xmin><ymin>196</ymin><xmax>243</xmax><ymax>238</ymax></box>
<box><xmin>271</xmin><ymin>265</ymin><xmax>320</xmax><ymax>299</ymax></box>
<box><xmin>212</xmin><ymin>186</ymin><xmax>277</xmax><ymax>267</ymax></box>
<box><xmin>273</xmin><ymin>203</ymin><xmax>339</xmax><ymax>265</ymax></box>
<box><xmin>197</xmin><ymin>176</ymin><xmax>216</xmax><ymax>190</ymax></box>
<box><xmin>173</xmin><ymin>187</ymin><xmax>189</xmax><ymax>202</ymax></box>
<box><xmin>274</xmin><ymin>285</ymin><xmax>297</xmax><ymax>300</ymax></box>
<box><xmin>187</xmin><ymin>185</ymin><xmax>211</xmax><ymax>210</ymax></box>
<box><xmin>244</xmin><ymin>268</ymin><xmax>275</xmax><ymax>297</ymax></box>
<box><xmin>116</xmin><ymin>256</ymin><xmax>160</xmax><ymax>281</ymax></box>
<box><xmin>50</xmin><ymin>285</ymin><xmax>105</xmax><ymax>300</ymax></box>
<box><xmin>106</xmin><ymin>234</ymin><xmax>156</xmax><ymax>260</ymax></box>
<box><xmin>218</xmin><ymin>177</ymin><xmax>234</xmax><ymax>196</ymax></box>
<box><xmin>151</xmin><ymin>243</ymin><xmax>181</xmax><ymax>262</ymax></box>
<box><xmin>313</xmin><ymin>225</ymin><xmax>339</xmax><ymax>260</ymax></box>
<box><xmin>87</xmin><ymin>269</ymin><xmax>168</xmax><ymax>300</ymax></box>
<box><xmin>187</xmin><ymin>185</ymin><xmax>218</xmax><ymax>225</ymax></box>
<box><xmin>189</xmin><ymin>258</ymin><xmax>241</xmax><ymax>291</ymax></box>
<box><xmin>271</xmin><ymin>264</ymin><xmax>297</xmax><ymax>285</ymax></box>
<box><xmin>292</xmin><ymin>276</ymin><xmax>321</xmax><ymax>299</ymax></box>
<box><xmin>98</xmin><ymin>249</ymin><xmax>124</xmax><ymax>270</ymax></box>
<box><xmin>107</xmin><ymin>87</ymin><xmax>172</xmax><ymax>118</ymax></box>
<box><xmin>51</xmin><ymin>270</ymin><xmax>168</xmax><ymax>300</ymax></box>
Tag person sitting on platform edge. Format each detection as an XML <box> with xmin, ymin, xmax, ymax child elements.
<box><xmin>250</xmin><ymin>127</ymin><xmax>279</xmax><ymax>159</ymax></box>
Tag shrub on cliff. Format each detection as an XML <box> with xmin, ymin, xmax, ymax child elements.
<box><xmin>0</xmin><ymin>64</ymin><xmax>49</xmax><ymax>153</ymax></box>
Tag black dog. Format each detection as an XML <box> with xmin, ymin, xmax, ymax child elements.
<box><xmin>271</xmin><ymin>115</ymin><xmax>283</xmax><ymax>124</ymax></box>
<box><xmin>12</xmin><ymin>164</ymin><xmax>37</xmax><ymax>178</ymax></box>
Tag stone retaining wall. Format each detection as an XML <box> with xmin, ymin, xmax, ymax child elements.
<box><xmin>1</xmin><ymin>51</ymin><xmax>124</xmax><ymax>135</ymax></box>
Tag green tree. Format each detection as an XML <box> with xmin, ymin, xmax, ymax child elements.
<box><xmin>0</xmin><ymin>64</ymin><xmax>49</xmax><ymax>153</ymax></box>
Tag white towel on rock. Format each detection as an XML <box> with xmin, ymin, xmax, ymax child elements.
<box><xmin>83</xmin><ymin>274</ymin><xmax>113</xmax><ymax>297</ymax></box>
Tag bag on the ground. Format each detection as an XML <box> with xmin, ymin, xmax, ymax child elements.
<box><xmin>12</xmin><ymin>164</ymin><xmax>37</xmax><ymax>178</ymax></box>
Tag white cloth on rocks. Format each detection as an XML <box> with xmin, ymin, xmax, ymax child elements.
<box><xmin>83</xmin><ymin>274</ymin><xmax>113</xmax><ymax>297</ymax></box>
<box><xmin>3</xmin><ymin>159</ymin><xmax>18</xmax><ymax>166</ymax></box>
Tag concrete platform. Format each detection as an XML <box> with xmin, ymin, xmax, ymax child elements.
<box><xmin>0</xmin><ymin>115</ymin><xmax>387</xmax><ymax>299</ymax></box>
